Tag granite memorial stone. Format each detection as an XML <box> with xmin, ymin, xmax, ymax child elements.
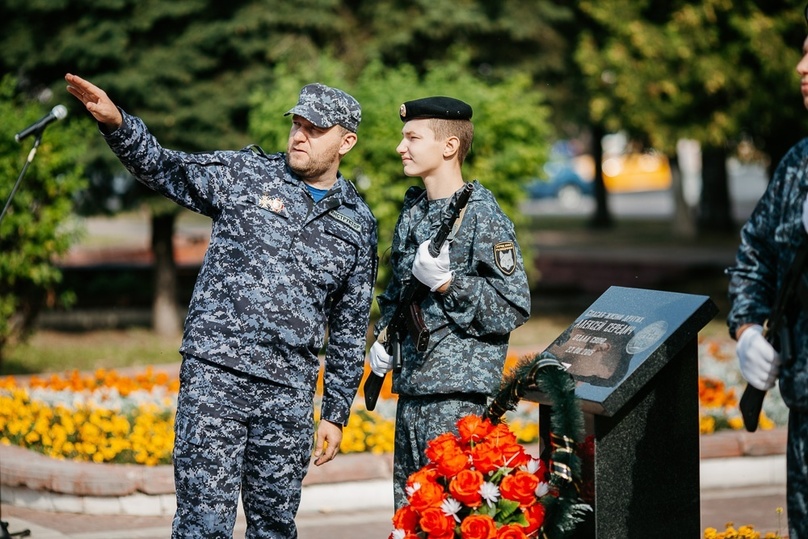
<box><xmin>525</xmin><ymin>286</ymin><xmax>718</xmax><ymax>538</ymax></box>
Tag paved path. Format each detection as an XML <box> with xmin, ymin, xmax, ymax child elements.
<box><xmin>1</xmin><ymin>483</ymin><xmax>790</xmax><ymax>539</ymax></box>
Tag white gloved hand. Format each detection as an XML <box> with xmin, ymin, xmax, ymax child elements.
<box><xmin>736</xmin><ymin>324</ymin><xmax>782</xmax><ymax>391</ymax></box>
<box><xmin>368</xmin><ymin>340</ymin><xmax>394</xmax><ymax>377</ymax></box>
<box><xmin>802</xmin><ymin>193</ymin><xmax>808</xmax><ymax>234</ymax></box>
<box><xmin>412</xmin><ymin>240</ymin><xmax>453</xmax><ymax>292</ymax></box>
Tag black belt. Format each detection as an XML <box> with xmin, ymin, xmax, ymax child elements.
<box><xmin>398</xmin><ymin>392</ymin><xmax>488</xmax><ymax>406</ymax></box>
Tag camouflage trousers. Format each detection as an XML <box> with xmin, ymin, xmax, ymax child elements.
<box><xmin>171</xmin><ymin>356</ymin><xmax>314</xmax><ymax>539</ymax></box>
<box><xmin>788</xmin><ymin>409</ymin><xmax>808</xmax><ymax>539</ymax></box>
<box><xmin>393</xmin><ymin>393</ymin><xmax>487</xmax><ymax>509</ymax></box>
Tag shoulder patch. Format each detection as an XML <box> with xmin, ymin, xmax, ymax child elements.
<box><xmin>330</xmin><ymin>210</ymin><xmax>362</xmax><ymax>233</ymax></box>
<box><xmin>493</xmin><ymin>241</ymin><xmax>516</xmax><ymax>275</ymax></box>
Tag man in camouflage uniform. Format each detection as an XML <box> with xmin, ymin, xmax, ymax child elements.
<box><xmin>368</xmin><ymin>96</ymin><xmax>531</xmax><ymax>508</ymax></box>
<box><xmin>727</xmin><ymin>27</ymin><xmax>808</xmax><ymax>539</ymax></box>
<box><xmin>65</xmin><ymin>74</ymin><xmax>377</xmax><ymax>538</ymax></box>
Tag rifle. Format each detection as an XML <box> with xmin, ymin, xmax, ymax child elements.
<box><xmin>739</xmin><ymin>240</ymin><xmax>808</xmax><ymax>432</ymax></box>
<box><xmin>363</xmin><ymin>182</ymin><xmax>474</xmax><ymax>411</ymax></box>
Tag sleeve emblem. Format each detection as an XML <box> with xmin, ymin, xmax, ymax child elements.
<box><xmin>494</xmin><ymin>241</ymin><xmax>516</xmax><ymax>275</ymax></box>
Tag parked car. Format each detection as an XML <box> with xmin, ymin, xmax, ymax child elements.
<box><xmin>526</xmin><ymin>159</ymin><xmax>594</xmax><ymax>208</ymax></box>
<box><xmin>526</xmin><ymin>139</ymin><xmax>672</xmax><ymax>208</ymax></box>
<box><xmin>602</xmin><ymin>151</ymin><xmax>672</xmax><ymax>193</ymax></box>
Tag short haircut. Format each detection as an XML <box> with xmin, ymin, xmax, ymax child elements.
<box><xmin>428</xmin><ymin>118</ymin><xmax>474</xmax><ymax>165</ymax></box>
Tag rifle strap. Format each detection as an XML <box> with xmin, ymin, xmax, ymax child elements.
<box><xmin>375</xmin><ymin>204</ymin><xmax>468</xmax><ymax>346</ymax></box>
<box><xmin>448</xmin><ymin>204</ymin><xmax>469</xmax><ymax>242</ymax></box>
<box><xmin>407</xmin><ymin>186</ymin><xmax>471</xmax><ymax>243</ymax></box>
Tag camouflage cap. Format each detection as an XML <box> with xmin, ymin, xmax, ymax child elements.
<box><xmin>285</xmin><ymin>83</ymin><xmax>361</xmax><ymax>133</ymax></box>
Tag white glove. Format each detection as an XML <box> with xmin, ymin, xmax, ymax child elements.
<box><xmin>368</xmin><ymin>340</ymin><xmax>394</xmax><ymax>377</ymax></box>
<box><xmin>802</xmin><ymin>193</ymin><xmax>808</xmax><ymax>234</ymax></box>
<box><xmin>412</xmin><ymin>240</ymin><xmax>452</xmax><ymax>292</ymax></box>
<box><xmin>736</xmin><ymin>324</ymin><xmax>782</xmax><ymax>391</ymax></box>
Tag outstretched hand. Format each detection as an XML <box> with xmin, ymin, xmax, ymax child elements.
<box><xmin>64</xmin><ymin>73</ymin><xmax>123</xmax><ymax>131</ymax></box>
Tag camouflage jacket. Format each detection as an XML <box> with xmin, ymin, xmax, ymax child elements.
<box><xmin>727</xmin><ymin>138</ymin><xmax>808</xmax><ymax>411</ymax></box>
<box><xmin>104</xmin><ymin>110</ymin><xmax>378</xmax><ymax>425</ymax></box>
<box><xmin>376</xmin><ymin>181</ymin><xmax>531</xmax><ymax>396</ymax></box>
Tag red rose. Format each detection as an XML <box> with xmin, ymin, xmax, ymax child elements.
<box><xmin>523</xmin><ymin>502</ymin><xmax>546</xmax><ymax>534</ymax></box>
<box><xmin>407</xmin><ymin>466</ymin><xmax>438</xmax><ymax>491</ymax></box>
<box><xmin>427</xmin><ymin>433</ymin><xmax>470</xmax><ymax>477</ymax></box>
<box><xmin>392</xmin><ymin>505</ymin><xmax>419</xmax><ymax>532</ymax></box>
<box><xmin>457</xmin><ymin>415</ymin><xmax>494</xmax><ymax>444</ymax></box>
<box><xmin>488</xmin><ymin>423</ymin><xmax>519</xmax><ymax>446</ymax></box>
<box><xmin>449</xmin><ymin>469</ymin><xmax>484</xmax><ymax>506</ymax></box>
<box><xmin>488</xmin><ymin>424</ymin><xmax>528</xmax><ymax>467</ymax></box>
<box><xmin>499</xmin><ymin>470</ymin><xmax>540</xmax><ymax>507</ymax></box>
<box><xmin>419</xmin><ymin>506</ymin><xmax>455</xmax><ymax>538</ymax></box>
<box><xmin>459</xmin><ymin>513</ymin><xmax>497</xmax><ymax>539</ymax></box>
<box><xmin>427</xmin><ymin>432</ymin><xmax>461</xmax><ymax>458</ymax></box>
<box><xmin>470</xmin><ymin>439</ymin><xmax>504</xmax><ymax>474</ymax></box>
<box><xmin>409</xmin><ymin>478</ymin><xmax>446</xmax><ymax>512</ymax></box>
<box><xmin>495</xmin><ymin>523</ymin><xmax>529</xmax><ymax>539</ymax></box>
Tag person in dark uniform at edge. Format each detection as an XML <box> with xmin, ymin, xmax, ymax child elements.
<box><xmin>64</xmin><ymin>73</ymin><xmax>378</xmax><ymax>538</ymax></box>
<box><xmin>367</xmin><ymin>96</ymin><xmax>531</xmax><ymax>509</ymax></box>
<box><xmin>726</xmin><ymin>8</ymin><xmax>808</xmax><ymax>537</ymax></box>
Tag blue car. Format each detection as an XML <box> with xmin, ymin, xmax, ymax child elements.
<box><xmin>526</xmin><ymin>160</ymin><xmax>594</xmax><ymax>208</ymax></box>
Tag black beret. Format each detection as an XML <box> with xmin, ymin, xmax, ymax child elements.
<box><xmin>399</xmin><ymin>96</ymin><xmax>473</xmax><ymax>122</ymax></box>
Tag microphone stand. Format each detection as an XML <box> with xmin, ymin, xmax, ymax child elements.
<box><xmin>0</xmin><ymin>132</ymin><xmax>40</xmax><ymax>538</ymax></box>
<box><xmin>0</xmin><ymin>130</ymin><xmax>44</xmax><ymax>228</ymax></box>
<box><xmin>0</xmin><ymin>520</ymin><xmax>31</xmax><ymax>538</ymax></box>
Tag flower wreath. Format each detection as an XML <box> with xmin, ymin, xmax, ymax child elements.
<box><xmin>389</xmin><ymin>352</ymin><xmax>591</xmax><ymax>539</ymax></box>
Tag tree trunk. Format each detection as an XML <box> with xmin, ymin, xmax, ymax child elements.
<box><xmin>669</xmin><ymin>155</ymin><xmax>696</xmax><ymax>239</ymax></box>
<box><xmin>150</xmin><ymin>212</ymin><xmax>182</xmax><ymax>337</ymax></box>
<box><xmin>697</xmin><ymin>145</ymin><xmax>735</xmax><ymax>234</ymax></box>
<box><xmin>588</xmin><ymin>124</ymin><xmax>614</xmax><ymax>229</ymax></box>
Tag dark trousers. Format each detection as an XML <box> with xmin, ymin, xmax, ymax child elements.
<box><xmin>172</xmin><ymin>356</ymin><xmax>314</xmax><ymax>539</ymax></box>
<box><xmin>788</xmin><ymin>409</ymin><xmax>808</xmax><ymax>539</ymax></box>
<box><xmin>393</xmin><ymin>393</ymin><xmax>487</xmax><ymax>509</ymax></box>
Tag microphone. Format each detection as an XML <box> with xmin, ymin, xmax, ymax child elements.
<box><xmin>15</xmin><ymin>104</ymin><xmax>68</xmax><ymax>143</ymax></box>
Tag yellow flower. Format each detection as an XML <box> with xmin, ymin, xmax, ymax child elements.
<box><xmin>758</xmin><ymin>414</ymin><xmax>775</xmax><ymax>431</ymax></box>
<box><xmin>700</xmin><ymin>415</ymin><xmax>716</xmax><ymax>434</ymax></box>
<box><xmin>727</xmin><ymin>417</ymin><xmax>744</xmax><ymax>430</ymax></box>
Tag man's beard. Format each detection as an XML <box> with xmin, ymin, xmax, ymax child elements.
<box><xmin>286</xmin><ymin>143</ymin><xmax>340</xmax><ymax>180</ymax></box>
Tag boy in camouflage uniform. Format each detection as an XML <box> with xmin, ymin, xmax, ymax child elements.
<box><xmin>65</xmin><ymin>74</ymin><xmax>377</xmax><ymax>538</ymax></box>
<box><xmin>727</xmin><ymin>28</ymin><xmax>808</xmax><ymax>539</ymax></box>
<box><xmin>368</xmin><ymin>96</ymin><xmax>531</xmax><ymax>508</ymax></box>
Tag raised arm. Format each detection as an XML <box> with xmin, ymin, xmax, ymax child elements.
<box><xmin>64</xmin><ymin>73</ymin><xmax>123</xmax><ymax>131</ymax></box>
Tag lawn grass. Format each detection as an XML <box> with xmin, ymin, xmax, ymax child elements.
<box><xmin>1</xmin><ymin>328</ymin><xmax>181</xmax><ymax>376</ymax></box>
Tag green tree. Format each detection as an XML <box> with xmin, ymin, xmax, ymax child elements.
<box><xmin>0</xmin><ymin>0</ymin><xmax>569</xmax><ymax>330</ymax></box>
<box><xmin>0</xmin><ymin>0</ymin><xmax>358</xmax><ymax>336</ymax></box>
<box><xmin>250</xmin><ymin>56</ymin><xmax>553</xmax><ymax>288</ymax></box>
<box><xmin>0</xmin><ymin>75</ymin><xmax>91</xmax><ymax>362</ymax></box>
<box><xmin>576</xmin><ymin>0</ymin><xmax>808</xmax><ymax>232</ymax></box>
